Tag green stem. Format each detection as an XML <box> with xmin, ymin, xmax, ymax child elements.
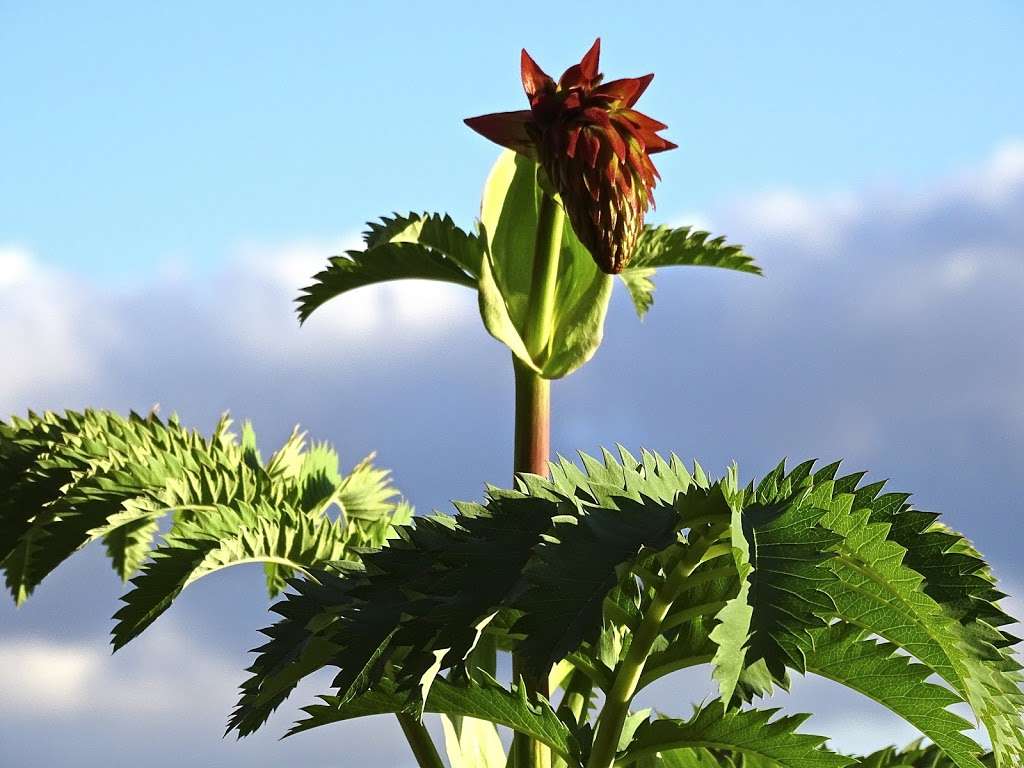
<box><xmin>523</xmin><ymin>192</ymin><xmax>565</xmax><ymax>363</ymax></box>
<box><xmin>509</xmin><ymin>190</ymin><xmax>564</xmax><ymax>768</ymax></box>
<box><xmin>585</xmin><ymin>532</ymin><xmax>725</xmax><ymax>768</ymax></box>
<box><xmin>556</xmin><ymin>668</ymin><xmax>594</xmax><ymax>727</ymax></box>
<box><xmin>513</xmin><ymin>358</ymin><xmax>550</xmax><ymax>477</ymax></box>
<box><xmin>397</xmin><ymin>713</ymin><xmax>446</xmax><ymax>768</ymax></box>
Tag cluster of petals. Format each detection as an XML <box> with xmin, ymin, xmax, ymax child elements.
<box><xmin>466</xmin><ymin>38</ymin><xmax>676</xmax><ymax>273</ymax></box>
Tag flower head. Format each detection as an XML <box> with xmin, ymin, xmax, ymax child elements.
<box><xmin>466</xmin><ymin>39</ymin><xmax>676</xmax><ymax>273</ymax></box>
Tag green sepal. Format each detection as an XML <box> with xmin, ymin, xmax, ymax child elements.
<box><xmin>477</xmin><ymin>150</ymin><xmax>612</xmax><ymax>379</ymax></box>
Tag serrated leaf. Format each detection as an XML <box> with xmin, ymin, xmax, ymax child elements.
<box><xmin>103</xmin><ymin>513</ymin><xmax>160</xmax><ymax>581</ymax></box>
<box><xmin>805</xmin><ymin>623</ymin><xmax>985</xmax><ymax>768</ymax></box>
<box><xmin>618</xmin><ymin>225</ymin><xmax>761</xmax><ymax>319</ymax></box>
<box><xmin>512</xmin><ymin>492</ymin><xmax>681</xmax><ymax>678</ymax></box>
<box><xmin>621</xmin><ymin>703</ymin><xmax>851</xmax><ymax>768</ymax></box>
<box><xmin>296</xmin><ymin>212</ymin><xmax>482</xmax><ymax>324</ymax></box>
<box><xmin>289</xmin><ymin>675</ymin><xmax>579</xmax><ymax>764</ymax></box>
<box><xmin>742</xmin><ymin>492</ymin><xmax>840</xmax><ymax>678</ymax></box>
<box><xmin>0</xmin><ymin>410</ymin><xmax>406</xmax><ymax>649</ymax></box>
<box><xmin>111</xmin><ymin>502</ymin><xmax>352</xmax><ymax>649</ymax></box>
<box><xmin>857</xmin><ymin>741</ymin><xmax>996</xmax><ymax>768</ymax></box>
<box><xmin>748</xmin><ymin>462</ymin><xmax>1024</xmax><ymax>767</ymax></box>
<box><xmin>709</xmin><ymin>498</ymin><xmax>752</xmax><ymax>702</ymax></box>
<box><xmin>808</xmin><ymin>475</ymin><xmax>1024</xmax><ymax>767</ymax></box>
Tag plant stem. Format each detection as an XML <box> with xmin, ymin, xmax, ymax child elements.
<box><xmin>513</xmin><ymin>358</ymin><xmax>550</xmax><ymax>477</ymax></box>
<box><xmin>556</xmin><ymin>668</ymin><xmax>593</xmax><ymax>727</ymax></box>
<box><xmin>585</xmin><ymin>533</ymin><xmax>724</xmax><ymax>768</ymax></box>
<box><xmin>523</xmin><ymin>192</ymin><xmax>565</xmax><ymax>364</ymax></box>
<box><xmin>397</xmin><ymin>713</ymin><xmax>446</xmax><ymax>768</ymax></box>
<box><xmin>509</xmin><ymin>190</ymin><xmax>564</xmax><ymax>768</ymax></box>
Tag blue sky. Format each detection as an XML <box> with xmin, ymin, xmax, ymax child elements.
<box><xmin>3</xmin><ymin>2</ymin><xmax>1022</xmax><ymax>276</ymax></box>
<box><xmin>1</xmin><ymin>3</ymin><xmax>1023</xmax><ymax>767</ymax></box>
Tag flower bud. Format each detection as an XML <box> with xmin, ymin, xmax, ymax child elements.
<box><xmin>466</xmin><ymin>39</ymin><xmax>676</xmax><ymax>273</ymax></box>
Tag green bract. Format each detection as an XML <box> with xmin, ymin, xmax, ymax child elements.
<box><xmin>478</xmin><ymin>150</ymin><xmax>612</xmax><ymax>377</ymax></box>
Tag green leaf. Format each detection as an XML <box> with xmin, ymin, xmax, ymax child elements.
<box><xmin>804</xmin><ymin>623</ymin><xmax>986</xmax><ymax>768</ymax></box>
<box><xmin>336</xmin><ymin>453</ymin><xmax>401</xmax><ymax>522</ymax></box>
<box><xmin>229</xmin><ymin>448</ymin><xmax>1023</xmax><ymax>758</ymax></box>
<box><xmin>617</xmin><ymin>267</ymin><xmax>656</xmax><ymax>318</ymax></box>
<box><xmin>228</xmin><ymin>569</ymin><xmax>353</xmax><ymax>737</ymax></box>
<box><xmin>296</xmin><ymin>212</ymin><xmax>482</xmax><ymax>324</ymax></box>
<box><xmin>289</xmin><ymin>675</ymin><xmax>580</xmax><ymax>765</ymax></box>
<box><xmin>618</xmin><ymin>225</ymin><xmax>761</xmax><ymax>319</ymax></box>
<box><xmin>870</xmin><ymin>500</ymin><xmax>1016</xmax><ymax>647</ymax></box>
<box><xmin>742</xmin><ymin>490</ymin><xmax>840</xmax><ymax>678</ymax></box>
<box><xmin>514</xmin><ymin>481</ymin><xmax>731</xmax><ymax>679</ymax></box>
<box><xmin>621</xmin><ymin>703</ymin><xmax>851</xmax><ymax>768</ymax></box>
<box><xmin>856</xmin><ymin>741</ymin><xmax>996</xmax><ymax>768</ymax></box>
<box><xmin>234</xmin><ymin>485</ymin><xmax>565</xmax><ymax>719</ymax></box>
<box><xmin>478</xmin><ymin>150</ymin><xmax>612</xmax><ymax>379</ymax></box>
<box><xmin>103</xmin><ymin>513</ymin><xmax>160</xmax><ymax>582</ymax></box>
<box><xmin>806</xmin><ymin>474</ymin><xmax>1024</xmax><ymax>767</ymax></box>
<box><xmin>0</xmin><ymin>409</ymin><xmax>406</xmax><ymax>644</ymax></box>
<box><xmin>747</xmin><ymin>461</ymin><xmax>1024</xmax><ymax>767</ymax></box>
<box><xmin>111</xmin><ymin>501</ymin><xmax>352</xmax><ymax>649</ymax></box>
<box><xmin>441</xmin><ymin>713</ymin><xmax>506</xmax><ymax>768</ymax></box>
<box><xmin>708</xmin><ymin>497</ymin><xmax>752</xmax><ymax>702</ymax></box>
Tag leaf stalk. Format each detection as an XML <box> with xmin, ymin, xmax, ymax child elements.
<box><xmin>397</xmin><ymin>712</ymin><xmax>446</xmax><ymax>768</ymax></box>
<box><xmin>586</xmin><ymin>527</ymin><xmax>725</xmax><ymax>768</ymax></box>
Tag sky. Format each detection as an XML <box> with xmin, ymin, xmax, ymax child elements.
<box><xmin>1</xmin><ymin>3</ymin><xmax>1023</xmax><ymax>767</ymax></box>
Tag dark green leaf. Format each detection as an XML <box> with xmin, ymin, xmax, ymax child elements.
<box><xmin>296</xmin><ymin>212</ymin><xmax>482</xmax><ymax>324</ymax></box>
<box><xmin>621</xmin><ymin>703</ymin><xmax>851</xmax><ymax>768</ymax></box>
<box><xmin>619</xmin><ymin>225</ymin><xmax>761</xmax><ymax>319</ymax></box>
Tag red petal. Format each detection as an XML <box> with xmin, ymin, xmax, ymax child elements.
<box><xmin>579</xmin><ymin>38</ymin><xmax>601</xmax><ymax>81</ymax></box>
<box><xmin>606</xmin><ymin>124</ymin><xmax>627</xmax><ymax>162</ymax></box>
<box><xmin>580</xmin><ymin>106</ymin><xmax>612</xmax><ymax>129</ymax></box>
<box><xmin>559</xmin><ymin>64</ymin><xmax>585</xmax><ymax>91</ymax></box>
<box><xmin>561</xmin><ymin>91</ymin><xmax>583</xmax><ymax>110</ymax></box>
<box><xmin>621</xmin><ymin>109</ymin><xmax>668</xmax><ymax>132</ymax></box>
<box><xmin>595</xmin><ymin>74</ymin><xmax>653</xmax><ymax>107</ymax></box>
<box><xmin>581</xmin><ymin>129</ymin><xmax>601</xmax><ymax>168</ymax></box>
<box><xmin>559</xmin><ymin>38</ymin><xmax>602</xmax><ymax>91</ymax></box>
<box><xmin>643</xmin><ymin>134</ymin><xmax>677</xmax><ymax>154</ymax></box>
<box><xmin>521</xmin><ymin>49</ymin><xmax>554</xmax><ymax>99</ymax></box>
<box><xmin>464</xmin><ymin>111</ymin><xmax>538</xmax><ymax>156</ymax></box>
<box><xmin>615</xmin><ymin>168</ymin><xmax>632</xmax><ymax>196</ymax></box>
<box><xmin>565</xmin><ymin>126</ymin><xmax>582</xmax><ymax>158</ymax></box>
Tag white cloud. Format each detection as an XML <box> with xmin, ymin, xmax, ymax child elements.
<box><xmin>216</xmin><ymin>237</ymin><xmax>477</xmax><ymax>365</ymax></box>
<box><xmin>0</xmin><ymin>617</ymin><xmax>420</xmax><ymax>768</ymax></box>
<box><xmin>963</xmin><ymin>139</ymin><xmax>1024</xmax><ymax>203</ymax></box>
<box><xmin>0</xmin><ymin>623</ymin><xmax>237</xmax><ymax>717</ymax></box>
<box><xmin>0</xmin><ymin>638</ymin><xmax>98</xmax><ymax>714</ymax></box>
<box><xmin>737</xmin><ymin>188</ymin><xmax>862</xmax><ymax>255</ymax></box>
<box><xmin>0</xmin><ymin>247</ymin><xmax>111</xmax><ymax>409</ymax></box>
<box><xmin>0</xmin><ymin>236</ymin><xmax>479</xmax><ymax>416</ymax></box>
<box><xmin>670</xmin><ymin>211</ymin><xmax>714</xmax><ymax>233</ymax></box>
<box><xmin>0</xmin><ymin>246</ymin><xmax>35</xmax><ymax>288</ymax></box>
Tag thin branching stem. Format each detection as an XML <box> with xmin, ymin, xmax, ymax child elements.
<box><xmin>397</xmin><ymin>713</ymin><xmax>446</xmax><ymax>768</ymax></box>
<box><xmin>586</xmin><ymin>528</ymin><xmax>727</xmax><ymax>768</ymax></box>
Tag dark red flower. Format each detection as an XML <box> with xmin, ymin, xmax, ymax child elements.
<box><xmin>466</xmin><ymin>39</ymin><xmax>676</xmax><ymax>274</ymax></box>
